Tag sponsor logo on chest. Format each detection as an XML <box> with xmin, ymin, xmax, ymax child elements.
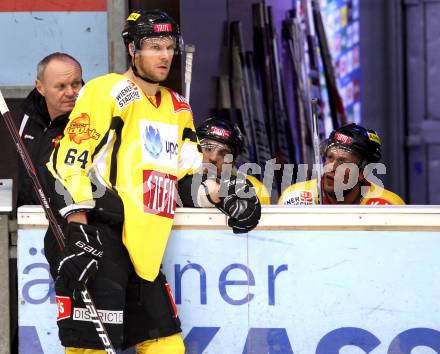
<box><xmin>111</xmin><ymin>79</ymin><xmax>141</xmax><ymax>110</ymax></box>
<box><xmin>143</xmin><ymin>170</ymin><xmax>177</xmax><ymax>218</ymax></box>
<box><xmin>140</xmin><ymin>120</ymin><xmax>178</xmax><ymax>169</ymax></box>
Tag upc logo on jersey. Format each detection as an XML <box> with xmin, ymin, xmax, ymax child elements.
<box><xmin>154</xmin><ymin>23</ymin><xmax>172</xmax><ymax>33</ymax></box>
<box><xmin>111</xmin><ymin>79</ymin><xmax>141</xmax><ymax>110</ymax></box>
<box><xmin>143</xmin><ymin>170</ymin><xmax>177</xmax><ymax>218</ymax></box>
<box><xmin>334</xmin><ymin>132</ymin><xmax>353</xmax><ymax>145</ymax></box>
<box><xmin>209</xmin><ymin>126</ymin><xmax>231</xmax><ymax>139</ymax></box>
<box><xmin>56</xmin><ymin>295</ymin><xmax>72</xmax><ymax>321</ymax></box>
<box><xmin>68</xmin><ymin>113</ymin><xmax>100</xmax><ymax>144</ymax></box>
<box><xmin>140</xmin><ymin>120</ymin><xmax>178</xmax><ymax>169</ymax></box>
<box><xmin>144</xmin><ymin>125</ymin><xmax>163</xmax><ymax>158</ymax></box>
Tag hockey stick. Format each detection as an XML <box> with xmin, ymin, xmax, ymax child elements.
<box><xmin>0</xmin><ymin>90</ymin><xmax>116</xmax><ymax>353</ymax></box>
<box><xmin>311</xmin><ymin>0</ymin><xmax>347</xmax><ymax>128</ymax></box>
<box><xmin>184</xmin><ymin>44</ymin><xmax>195</xmax><ymax>102</ymax></box>
<box><xmin>311</xmin><ymin>98</ymin><xmax>323</xmax><ymax>204</ymax></box>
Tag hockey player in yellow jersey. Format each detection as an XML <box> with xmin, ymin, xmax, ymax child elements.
<box><xmin>46</xmin><ymin>10</ymin><xmax>260</xmax><ymax>353</ymax></box>
<box><xmin>196</xmin><ymin>116</ymin><xmax>271</xmax><ymax>204</ymax></box>
<box><xmin>278</xmin><ymin>123</ymin><xmax>405</xmax><ymax>205</ymax></box>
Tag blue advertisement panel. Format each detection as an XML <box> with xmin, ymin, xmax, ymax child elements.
<box><xmin>18</xmin><ymin>228</ymin><xmax>440</xmax><ymax>353</ymax></box>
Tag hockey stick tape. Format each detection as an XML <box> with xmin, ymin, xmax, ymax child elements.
<box><xmin>0</xmin><ymin>90</ymin><xmax>9</xmax><ymax>115</ymax></box>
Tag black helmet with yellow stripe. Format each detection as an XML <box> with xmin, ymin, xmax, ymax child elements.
<box><xmin>322</xmin><ymin>123</ymin><xmax>382</xmax><ymax>163</ymax></box>
<box><xmin>122</xmin><ymin>9</ymin><xmax>182</xmax><ymax>53</ymax></box>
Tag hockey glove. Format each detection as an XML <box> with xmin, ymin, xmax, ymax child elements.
<box><xmin>57</xmin><ymin>222</ymin><xmax>103</xmax><ymax>289</ymax></box>
<box><xmin>214</xmin><ymin>177</ymin><xmax>261</xmax><ymax>234</ymax></box>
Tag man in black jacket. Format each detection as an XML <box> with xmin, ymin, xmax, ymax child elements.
<box><xmin>17</xmin><ymin>52</ymin><xmax>83</xmax><ymax>206</ymax></box>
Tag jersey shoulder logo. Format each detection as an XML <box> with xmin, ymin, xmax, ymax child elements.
<box><xmin>111</xmin><ymin>79</ymin><xmax>141</xmax><ymax>111</ymax></box>
<box><xmin>67</xmin><ymin>113</ymin><xmax>100</xmax><ymax>144</ymax></box>
<box><xmin>166</xmin><ymin>88</ymin><xmax>191</xmax><ymax>113</ymax></box>
<box><xmin>282</xmin><ymin>189</ymin><xmax>314</xmax><ymax>205</ymax></box>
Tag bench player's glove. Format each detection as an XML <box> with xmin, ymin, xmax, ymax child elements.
<box><xmin>57</xmin><ymin>222</ymin><xmax>103</xmax><ymax>288</ymax></box>
<box><xmin>214</xmin><ymin>177</ymin><xmax>261</xmax><ymax>234</ymax></box>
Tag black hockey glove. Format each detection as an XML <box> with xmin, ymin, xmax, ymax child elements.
<box><xmin>214</xmin><ymin>177</ymin><xmax>261</xmax><ymax>234</ymax></box>
<box><xmin>57</xmin><ymin>222</ymin><xmax>103</xmax><ymax>289</ymax></box>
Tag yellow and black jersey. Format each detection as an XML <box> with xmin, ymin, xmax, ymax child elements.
<box><xmin>48</xmin><ymin>73</ymin><xmax>202</xmax><ymax>281</ymax></box>
<box><xmin>246</xmin><ymin>175</ymin><xmax>271</xmax><ymax>205</ymax></box>
<box><xmin>278</xmin><ymin>179</ymin><xmax>405</xmax><ymax>205</ymax></box>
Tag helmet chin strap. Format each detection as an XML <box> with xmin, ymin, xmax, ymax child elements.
<box><xmin>131</xmin><ymin>52</ymin><xmax>159</xmax><ymax>84</ymax></box>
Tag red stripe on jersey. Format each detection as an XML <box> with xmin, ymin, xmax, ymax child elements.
<box><xmin>166</xmin><ymin>88</ymin><xmax>191</xmax><ymax>113</ymax></box>
<box><xmin>0</xmin><ymin>0</ymin><xmax>106</xmax><ymax>12</ymax></box>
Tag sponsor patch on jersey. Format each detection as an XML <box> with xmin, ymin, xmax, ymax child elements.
<box><xmin>143</xmin><ymin>170</ymin><xmax>177</xmax><ymax>218</ymax></box>
<box><xmin>23</xmin><ymin>134</ymin><xmax>34</xmax><ymax>140</ymax></box>
<box><xmin>209</xmin><ymin>126</ymin><xmax>231</xmax><ymax>139</ymax></box>
<box><xmin>73</xmin><ymin>307</ymin><xmax>123</xmax><ymax>324</ymax></box>
<box><xmin>334</xmin><ymin>132</ymin><xmax>353</xmax><ymax>145</ymax></box>
<box><xmin>140</xmin><ymin>120</ymin><xmax>178</xmax><ymax>169</ymax></box>
<box><xmin>111</xmin><ymin>79</ymin><xmax>141</xmax><ymax>111</ymax></box>
<box><xmin>364</xmin><ymin>198</ymin><xmax>391</xmax><ymax>205</ymax></box>
<box><xmin>167</xmin><ymin>89</ymin><xmax>191</xmax><ymax>113</ymax></box>
<box><xmin>56</xmin><ymin>295</ymin><xmax>71</xmax><ymax>321</ymax></box>
<box><xmin>368</xmin><ymin>132</ymin><xmax>381</xmax><ymax>144</ymax></box>
<box><xmin>154</xmin><ymin>23</ymin><xmax>172</xmax><ymax>33</ymax></box>
<box><xmin>283</xmin><ymin>190</ymin><xmax>314</xmax><ymax>205</ymax></box>
<box><xmin>67</xmin><ymin>113</ymin><xmax>101</xmax><ymax>144</ymax></box>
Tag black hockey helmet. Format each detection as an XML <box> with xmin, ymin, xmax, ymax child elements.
<box><xmin>122</xmin><ymin>10</ymin><xmax>182</xmax><ymax>52</ymax></box>
<box><xmin>321</xmin><ymin>123</ymin><xmax>382</xmax><ymax>163</ymax></box>
<box><xmin>196</xmin><ymin>117</ymin><xmax>245</xmax><ymax>158</ymax></box>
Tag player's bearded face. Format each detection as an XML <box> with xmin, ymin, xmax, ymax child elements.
<box><xmin>135</xmin><ymin>36</ymin><xmax>176</xmax><ymax>82</ymax></box>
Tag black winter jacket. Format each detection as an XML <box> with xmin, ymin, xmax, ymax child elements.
<box><xmin>18</xmin><ymin>88</ymin><xmax>72</xmax><ymax>277</ymax></box>
<box><xmin>17</xmin><ymin>88</ymin><xmax>69</xmax><ymax>206</ymax></box>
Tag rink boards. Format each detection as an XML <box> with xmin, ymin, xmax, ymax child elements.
<box><xmin>17</xmin><ymin>206</ymin><xmax>440</xmax><ymax>354</ymax></box>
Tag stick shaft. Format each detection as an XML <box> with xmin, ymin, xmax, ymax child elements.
<box><xmin>184</xmin><ymin>44</ymin><xmax>195</xmax><ymax>102</ymax></box>
<box><xmin>311</xmin><ymin>98</ymin><xmax>323</xmax><ymax>204</ymax></box>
